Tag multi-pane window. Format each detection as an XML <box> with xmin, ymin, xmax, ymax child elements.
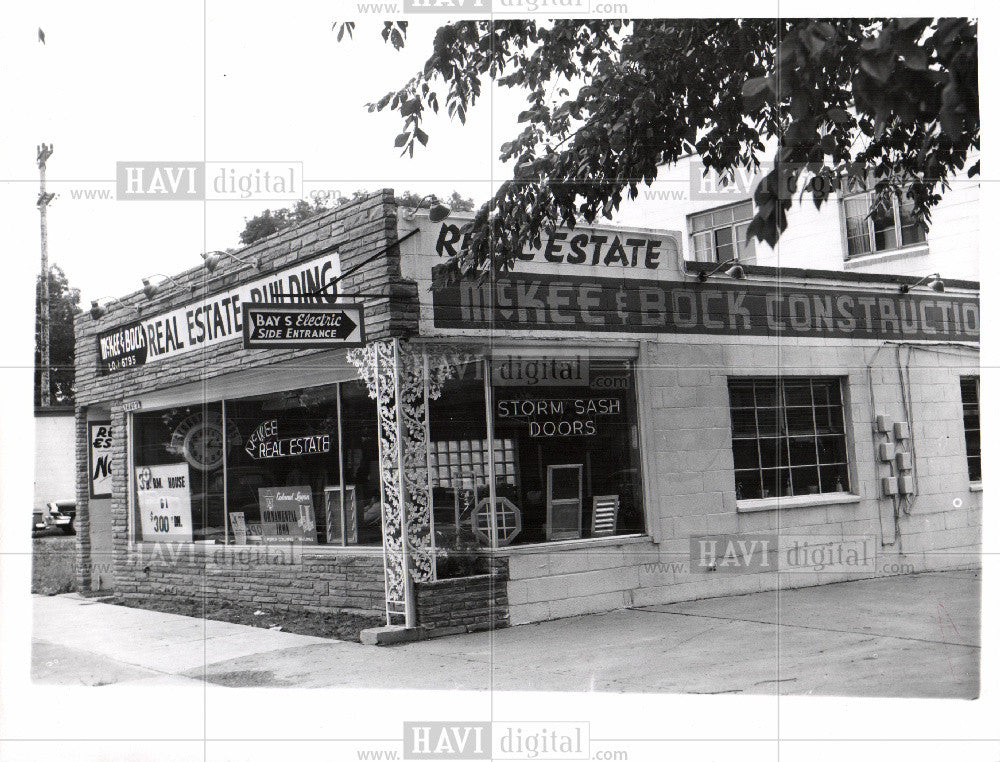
<box><xmin>728</xmin><ymin>378</ymin><xmax>851</xmax><ymax>501</ymax></box>
<box><xmin>429</xmin><ymin>438</ymin><xmax>518</xmax><ymax>488</ymax></box>
<box><xmin>960</xmin><ymin>376</ymin><xmax>981</xmax><ymax>483</ymax></box>
<box><xmin>690</xmin><ymin>201</ymin><xmax>754</xmax><ymax>263</ymax></box>
<box><xmin>842</xmin><ymin>178</ymin><xmax>926</xmax><ymax>258</ymax></box>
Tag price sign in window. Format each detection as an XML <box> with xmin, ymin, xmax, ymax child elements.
<box><xmin>135</xmin><ymin>463</ymin><xmax>193</xmax><ymax>543</ymax></box>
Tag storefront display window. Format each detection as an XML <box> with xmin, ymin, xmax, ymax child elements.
<box><xmin>131</xmin><ymin>382</ymin><xmax>382</xmax><ymax>546</ymax></box>
<box><xmin>225</xmin><ymin>385</ymin><xmax>343</xmax><ymax>545</ymax></box>
<box><xmin>132</xmin><ymin>404</ymin><xmax>227</xmax><ymax>543</ymax></box>
<box><xmin>489</xmin><ymin>356</ymin><xmax>646</xmax><ymax>545</ymax></box>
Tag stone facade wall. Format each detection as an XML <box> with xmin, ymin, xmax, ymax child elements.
<box><xmin>73</xmin><ymin>192</ymin><xmax>408</xmax><ymax>611</ymax></box>
<box><xmin>414</xmin><ymin>559</ymin><xmax>510</xmax><ymax>635</ymax></box>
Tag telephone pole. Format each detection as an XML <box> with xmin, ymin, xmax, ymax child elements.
<box><xmin>37</xmin><ymin>143</ymin><xmax>55</xmax><ymax>406</ymax></box>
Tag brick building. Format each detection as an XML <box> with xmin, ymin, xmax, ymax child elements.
<box><xmin>74</xmin><ymin>191</ymin><xmax>981</xmax><ymax>637</ymax></box>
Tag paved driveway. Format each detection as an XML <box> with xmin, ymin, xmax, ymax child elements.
<box><xmin>32</xmin><ymin>570</ymin><xmax>980</xmax><ymax>697</ymax></box>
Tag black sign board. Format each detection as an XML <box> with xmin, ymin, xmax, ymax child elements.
<box><xmin>432</xmin><ymin>269</ymin><xmax>980</xmax><ymax>343</ymax></box>
<box><xmin>242</xmin><ymin>302</ymin><xmax>365</xmax><ymax>349</ymax></box>
<box><xmin>97</xmin><ymin>321</ymin><xmax>149</xmax><ymax>375</ymax></box>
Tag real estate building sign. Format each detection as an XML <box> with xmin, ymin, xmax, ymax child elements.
<box><xmin>432</xmin><ymin>270</ymin><xmax>980</xmax><ymax>342</ymax></box>
<box><xmin>96</xmin><ymin>251</ymin><xmax>342</xmax><ymax>375</ymax></box>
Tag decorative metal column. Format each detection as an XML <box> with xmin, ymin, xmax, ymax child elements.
<box><xmin>348</xmin><ymin>339</ymin><xmax>478</xmax><ymax>627</ymax></box>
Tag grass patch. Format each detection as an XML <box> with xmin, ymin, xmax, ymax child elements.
<box><xmin>109</xmin><ymin>596</ymin><xmax>384</xmax><ymax>643</ymax></box>
<box><xmin>32</xmin><ymin>535</ymin><xmax>78</xmax><ymax>595</ymax></box>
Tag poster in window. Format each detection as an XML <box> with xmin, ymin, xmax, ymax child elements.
<box><xmin>135</xmin><ymin>463</ymin><xmax>193</xmax><ymax>543</ymax></box>
<box><xmin>88</xmin><ymin>421</ymin><xmax>113</xmax><ymax>498</ymax></box>
<box><xmin>257</xmin><ymin>486</ymin><xmax>318</xmax><ymax>543</ymax></box>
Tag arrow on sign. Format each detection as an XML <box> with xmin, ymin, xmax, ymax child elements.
<box><xmin>246</xmin><ymin>310</ymin><xmax>358</xmax><ymax>340</ymax></box>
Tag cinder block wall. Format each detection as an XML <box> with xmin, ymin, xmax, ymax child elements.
<box><xmin>73</xmin><ymin>192</ymin><xmax>409</xmax><ymax>612</ymax></box>
<box><xmin>506</xmin><ymin>335</ymin><xmax>981</xmax><ymax>625</ymax></box>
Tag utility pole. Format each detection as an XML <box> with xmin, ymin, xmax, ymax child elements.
<box><xmin>37</xmin><ymin>143</ymin><xmax>55</xmax><ymax>406</ymax></box>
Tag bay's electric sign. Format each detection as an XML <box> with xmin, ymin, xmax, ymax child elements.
<box><xmin>96</xmin><ymin>252</ymin><xmax>341</xmax><ymax>375</ymax></box>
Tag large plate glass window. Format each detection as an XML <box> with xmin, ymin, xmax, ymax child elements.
<box><xmin>489</xmin><ymin>356</ymin><xmax>645</xmax><ymax>544</ymax></box>
<box><xmin>729</xmin><ymin>377</ymin><xmax>850</xmax><ymax>501</ymax></box>
<box><xmin>132</xmin><ymin>403</ymin><xmax>226</xmax><ymax>542</ymax></box>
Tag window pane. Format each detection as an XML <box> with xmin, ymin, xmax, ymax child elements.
<box><xmin>712</xmin><ymin>208</ymin><xmax>735</xmax><ymax>227</ymax></box>
<box><xmin>691</xmin><ymin>212</ymin><xmax>712</xmax><ymax>233</ymax></box>
<box><xmin>226</xmin><ymin>386</ymin><xmax>342</xmax><ymax>546</ymax></box>
<box><xmin>730</xmin><ymin>408</ymin><xmax>757</xmax><ymax>437</ymax></box>
<box><xmin>756</xmin><ymin>407</ymin><xmax>780</xmax><ymax>435</ymax></box>
<box><xmin>787</xmin><ymin>436</ymin><xmax>818</xmax><ymax>467</ymax></box>
<box><xmin>733</xmin><ymin>201</ymin><xmax>754</xmax><ymax>221</ymax></box>
<box><xmin>735</xmin><ymin>222</ymin><xmax>754</xmax><ymax>259</ymax></box>
<box><xmin>817</xmin><ymin>435</ymin><xmax>848</xmax><ymax>465</ymax></box>
<box><xmin>960</xmin><ymin>377</ymin><xmax>981</xmax><ymax>481</ymax></box>
<box><xmin>820</xmin><ymin>464</ymin><xmax>849</xmax><ymax>493</ymax></box>
<box><xmin>872</xmin><ymin>201</ymin><xmax>897</xmax><ymax>251</ymax></box>
<box><xmin>714</xmin><ymin>227</ymin><xmax>734</xmax><ymax>261</ymax></box>
<box><xmin>133</xmin><ymin>403</ymin><xmax>224</xmax><ymax>543</ymax></box>
<box><xmin>791</xmin><ymin>465</ymin><xmax>820</xmax><ymax>496</ymax></box>
<box><xmin>732</xmin><ymin>439</ymin><xmax>760</xmax><ymax>470</ymax></box>
<box><xmin>844</xmin><ymin>196</ymin><xmax>872</xmax><ymax>256</ymax></box>
<box><xmin>734</xmin><ymin>470</ymin><xmax>762</xmax><ymax>500</ymax></box>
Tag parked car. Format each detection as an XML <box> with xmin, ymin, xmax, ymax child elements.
<box><xmin>40</xmin><ymin>500</ymin><xmax>76</xmax><ymax>534</ymax></box>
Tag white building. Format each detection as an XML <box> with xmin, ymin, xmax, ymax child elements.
<box><xmin>614</xmin><ymin>155</ymin><xmax>980</xmax><ymax>280</ymax></box>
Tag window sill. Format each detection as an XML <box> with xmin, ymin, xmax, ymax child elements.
<box><xmin>843</xmin><ymin>244</ymin><xmax>929</xmax><ymax>269</ymax></box>
<box><xmin>487</xmin><ymin>533</ymin><xmax>650</xmax><ymax>557</ymax></box>
<box><xmin>737</xmin><ymin>493</ymin><xmax>862</xmax><ymax>513</ymax></box>
<box><xmin>970</xmin><ymin>481</ymin><xmax>983</xmax><ymax>493</ymax></box>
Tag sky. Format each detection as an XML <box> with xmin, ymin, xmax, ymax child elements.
<box><xmin>1</xmin><ymin>2</ymin><xmax>537</xmax><ymax>304</ymax></box>
<box><xmin>0</xmin><ymin>1</ymin><xmax>990</xmax><ymax>308</ymax></box>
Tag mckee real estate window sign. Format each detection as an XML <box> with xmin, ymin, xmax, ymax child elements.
<box><xmin>432</xmin><ymin>269</ymin><xmax>980</xmax><ymax>342</ymax></box>
<box><xmin>96</xmin><ymin>251</ymin><xmax>342</xmax><ymax>375</ymax></box>
<box><xmin>135</xmin><ymin>463</ymin><xmax>194</xmax><ymax>543</ymax></box>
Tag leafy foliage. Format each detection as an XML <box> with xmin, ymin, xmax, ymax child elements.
<box><xmin>36</xmin><ymin>265</ymin><xmax>80</xmax><ymax>405</ymax></box>
<box><xmin>335</xmin><ymin>18</ymin><xmax>979</xmax><ymax>277</ymax></box>
<box><xmin>239</xmin><ymin>190</ymin><xmax>475</xmax><ymax>245</ymax></box>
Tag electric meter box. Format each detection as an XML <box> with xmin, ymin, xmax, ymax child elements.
<box><xmin>898</xmin><ymin>475</ymin><xmax>915</xmax><ymax>494</ymax></box>
<box><xmin>895</xmin><ymin>451</ymin><xmax>913</xmax><ymax>470</ymax></box>
<box><xmin>882</xmin><ymin>477</ymin><xmax>899</xmax><ymax>496</ymax></box>
<box><xmin>878</xmin><ymin>442</ymin><xmax>896</xmax><ymax>461</ymax></box>
<box><xmin>893</xmin><ymin>421</ymin><xmax>911</xmax><ymax>440</ymax></box>
<box><xmin>875</xmin><ymin>415</ymin><xmax>892</xmax><ymax>433</ymax></box>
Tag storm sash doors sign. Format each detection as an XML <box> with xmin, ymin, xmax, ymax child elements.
<box><xmin>242</xmin><ymin>303</ymin><xmax>365</xmax><ymax>348</ymax></box>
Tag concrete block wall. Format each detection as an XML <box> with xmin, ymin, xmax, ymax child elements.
<box><xmin>73</xmin><ymin>191</ymin><xmax>409</xmax><ymax>607</ymax></box>
<box><xmin>504</xmin><ymin>335</ymin><xmax>982</xmax><ymax>625</ymax></box>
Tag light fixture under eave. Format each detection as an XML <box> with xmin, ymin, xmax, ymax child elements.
<box><xmin>401</xmin><ymin>194</ymin><xmax>452</xmax><ymax>223</ymax></box>
<box><xmin>697</xmin><ymin>258</ymin><xmax>746</xmax><ymax>283</ymax></box>
<box><xmin>899</xmin><ymin>273</ymin><xmax>945</xmax><ymax>294</ymax></box>
<box><xmin>142</xmin><ymin>274</ymin><xmax>195</xmax><ymax>300</ymax></box>
<box><xmin>90</xmin><ymin>296</ymin><xmax>140</xmax><ymax>320</ymax></box>
<box><xmin>201</xmin><ymin>249</ymin><xmax>261</xmax><ymax>273</ymax></box>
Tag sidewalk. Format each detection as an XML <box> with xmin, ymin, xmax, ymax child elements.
<box><xmin>32</xmin><ymin>570</ymin><xmax>980</xmax><ymax>696</ymax></box>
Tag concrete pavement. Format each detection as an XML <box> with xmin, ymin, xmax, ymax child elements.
<box><xmin>32</xmin><ymin>570</ymin><xmax>980</xmax><ymax>697</ymax></box>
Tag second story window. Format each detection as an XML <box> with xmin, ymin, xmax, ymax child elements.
<box><xmin>689</xmin><ymin>201</ymin><xmax>754</xmax><ymax>263</ymax></box>
<box><xmin>841</xmin><ymin>179</ymin><xmax>927</xmax><ymax>258</ymax></box>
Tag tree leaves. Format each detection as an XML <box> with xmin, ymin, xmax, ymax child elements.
<box><xmin>337</xmin><ymin>18</ymin><xmax>978</xmax><ymax>275</ymax></box>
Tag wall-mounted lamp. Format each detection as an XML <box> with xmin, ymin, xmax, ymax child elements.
<box><xmin>401</xmin><ymin>194</ymin><xmax>452</xmax><ymax>223</ymax></box>
<box><xmin>90</xmin><ymin>296</ymin><xmax>139</xmax><ymax>320</ymax></box>
<box><xmin>899</xmin><ymin>273</ymin><xmax>945</xmax><ymax>294</ymax></box>
<box><xmin>697</xmin><ymin>257</ymin><xmax>746</xmax><ymax>283</ymax></box>
<box><xmin>141</xmin><ymin>274</ymin><xmax>195</xmax><ymax>299</ymax></box>
<box><xmin>201</xmin><ymin>249</ymin><xmax>261</xmax><ymax>273</ymax></box>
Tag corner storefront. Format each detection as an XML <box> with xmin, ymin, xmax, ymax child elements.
<box><xmin>74</xmin><ymin>192</ymin><xmax>982</xmax><ymax>637</ymax></box>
